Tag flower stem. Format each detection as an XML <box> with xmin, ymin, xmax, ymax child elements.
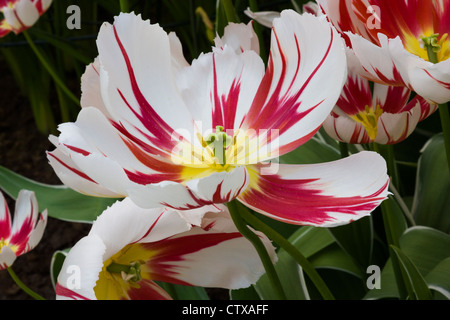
<box><xmin>370</xmin><ymin>143</ymin><xmax>408</xmax><ymax>299</ymax></box>
<box><xmin>227</xmin><ymin>200</ymin><xmax>287</xmax><ymax>300</ymax></box>
<box><xmin>238</xmin><ymin>206</ymin><xmax>335</xmax><ymax>300</ymax></box>
<box><xmin>221</xmin><ymin>0</ymin><xmax>240</xmax><ymax>23</ymax></box>
<box><xmin>438</xmin><ymin>102</ymin><xmax>450</xmax><ymax>172</ymax></box>
<box><xmin>424</xmin><ymin>38</ymin><xmax>450</xmax><ymax>172</ymax></box>
<box><xmin>119</xmin><ymin>0</ymin><xmax>130</xmax><ymax>12</ymax></box>
<box><xmin>7</xmin><ymin>267</ymin><xmax>46</xmax><ymax>300</ymax></box>
<box><xmin>22</xmin><ymin>30</ymin><xmax>80</xmax><ymax>106</ymax></box>
<box><xmin>339</xmin><ymin>142</ymin><xmax>349</xmax><ymax>158</ymax></box>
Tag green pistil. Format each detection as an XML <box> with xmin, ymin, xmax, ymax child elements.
<box><xmin>205</xmin><ymin>125</ymin><xmax>232</xmax><ymax>165</ymax></box>
<box><xmin>422</xmin><ymin>33</ymin><xmax>441</xmax><ymax>63</ymax></box>
<box><xmin>106</xmin><ymin>261</ymin><xmax>142</xmax><ymax>283</ymax></box>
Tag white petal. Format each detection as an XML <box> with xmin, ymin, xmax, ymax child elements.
<box><xmin>241</xmin><ymin>10</ymin><xmax>348</xmax><ymax>157</ymax></box>
<box><xmin>214</xmin><ymin>21</ymin><xmax>260</xmax><ymax>54</ymax></box>
<box><xmin>89</xmin><ymin>198</ymin><xmax>192</xmax><ymax>260</ymax></box>
<box><xmin>0</xmin><ymin>246</ymin><xmax>16</xmax><ymax>270</ymax></box>
<box><xmin>128</xmin><ymin>166</ymin><xmax>249</xmax><ymax>210</ymax></box>
<box><xmin>56</xmin><ymin>234</ymin><xmax>105</xmax><ymax>300</ymax></box>
<box><xmin>155</xmin><ymin>208</ymin><xmax>277</xmax><ymax>289</ymax></box>
<box><xmin>96</xmin><ymin>12</ymin><xmax>194</xmax><ymax>151</ymax></box>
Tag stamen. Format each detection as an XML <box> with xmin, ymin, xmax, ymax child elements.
<box><xmin>106</xmin><ymin>261</ymin><xmax>142</xmax><ymax>283</ymax></box>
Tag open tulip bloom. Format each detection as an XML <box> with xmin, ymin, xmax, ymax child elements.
<box><xmin>0</xmin><ymin>0</ymin><xmax>52</xmax><ymax>37</ymax></box>
<box><xmin>47</xmin><ymin>10</ymin><xmax>389</xmax><ymax>228</ymax></box>
<box><xmin>55</xmin><ymin>198</ymin><xmax>276</xmax><ymax>300</ymax></box>
<box><xmin>317</xmin><ymin>0</ymin><xmax>450</xmax><ymax>104</ymax></box>
<box><xmin>0</xmin><ymin>190</ymin><xmax>47</xmax><ymax>270</ymax></box>
<box><xmin>323</xmin><ymin>67</ymin><xmax>438</xmax><ymax>144</ymax></box>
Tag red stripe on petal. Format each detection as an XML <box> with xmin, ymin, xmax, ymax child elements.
<box><xmin>239</xmin><ymin>165</ymin><xmax>388</xmax><ymax>226</ymax></box>
<box><xmin>126</xmin><ymin>279</ymin><xmax>172</xmax><ymax>300</ymax></box>
<box><xmin>47</xmin><ymin>152</ymin><xmax>98</xmax><ymax>184</ymax></box>
<box><xmin>55</xmin><ymin>283</ymin><xmax>90</xmax><ymax>300</ymax></box>
<box><xmin>142</xmin><ymin>232</ymin><xmax>243</xmax><ymax>285</ymax></box>
<box><xmin>0</xmin><ymin>199</ymin><xmax>11</xmax><ymax>240</ymax></box>
<box><xmin>112</xmin><ymin>25</ymin><xmax>180</xmax><ymax>152</ymax></box>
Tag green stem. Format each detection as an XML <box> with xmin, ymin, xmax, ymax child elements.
<box><xmin>236</xmin><ymin>204</ymin><xmax>335</xmax><ymax>300</ymax></box>
<box><xmin>372</xmin><ymin>143</ymin><xmax>400</xmax><ymax>192</ymax></box>
<box><xmin>339</xmin><ymin>142</ymin><xmax>349</xmax><ymax>158</ymax></box>
<box><xmin>221</xmin><ymin>0</ymin><xmax>240</xmax><ymax>23</ymax></box>
<box><xmin>7</xmin><ymin>267</ymin><xmax>46</xmax><ymax>300</ymax></box>
<box><xmin>119</xmin><ymin>0</ymin><xmax>130</xmax><ymax>12</ymax></box>
<box><xmin>227</xmin><ymin>200</ymin><xmax>287</xmax><ymax>300</ymax></box>
<box><xmin>22</xmin><ymin>30</ymin><xmax>80</xmax><ymax>106</ymax></box>
<box><xmin>379</xmin><ymin>200</ymin><xmax>408</xmax><ymax>299</ymax></box>
<box><xmin>425</xmin><ymin>38</ymin><xmax>450</xmax><ymax>172</ymax></box>
<box><xmin>370</xmin><ymin>143</ymin><xmax>408</xmax><ymax>299</ymax></box>
<box><xmin>438</xmin><ymin>103</ymin><xmax>450</xmax><ymax>172</ymax></box>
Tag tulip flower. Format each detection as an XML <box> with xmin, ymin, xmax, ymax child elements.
<box><xmin>55</xmin><ymin>198</ymin><xmax>276</xmax><ymax>300</ymax></box>
<box><xmin>316</xmin><ymin>0</ymin><xmax>450</xmax><ymax>104</ymax></box>
<box><xmin>323</xmin><ymin>68</ymin><xmax>438</xmax><ymax>144</ymax></box>
<box><xmin>47</xmin><ymin>11</ymin><xmax>389</xmax><ymax>227</ymax></box>
<box><xmin>0</xmin><ymin>0</ymin><xmax>52</xmax><ymax>37</ymax></box>
<box><xmin>0</xmin><ymin>190</ymin><xmax>47</xmax><ymax>270</ymax></box>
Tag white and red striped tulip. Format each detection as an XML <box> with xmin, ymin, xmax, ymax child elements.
<box><xmin>0</xmin><ymin>190</ymin><xmax>47</xmax><ymax>270</ymax></box>
<box><xmin>0</xmin><ymin>0</ymin><xmax>52</xmax><ymax>37</ymax></box>
<box><xmin>317</xmin><ymin>0</ymin><xmax>450</xmax><ymax>104</ymax></box>
<box><xmin>47</xmin><ymin>11</ymin><xmax>389</xmax><ymax>227</ymax></box>
<box><xmin>323</xmin><ymin>68</ymin><xmax>438</xmax><ymax>144</ymax></box>
<box><xmin>55</xmin><ymin>198</ymin><xmax>277</xmax><ymax>300</ymax></box>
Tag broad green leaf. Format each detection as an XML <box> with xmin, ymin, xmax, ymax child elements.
<box><xmin>254</xmin><ymin>226</ymin><xmax>336</xmax><ymax>300</ymax></box>
<box><xmin>0</xmin><ymin>165</ymin><xmax>119</xmax><ymax>223</ymax></box>
<box><xmin>411</xmin><ymin>134</ymin><xmax>450</xmax><ymax>233</ymax></box>
<box><xmin>309</xmin><ymin>243</ymin><xmax>364</xmax><ymax>278</ymax></box>
<box><xmin>399</xmin><ymin>226</ymin><xmax>450</xmax><ymax>275</ymax></box>
<box><xmin>425</xmin><ymin>257</ymin><xmax>450</xmax><ymax>299</ymax></box>
<box><xmin>50</xmin><ymin>249</ymin><xmax>69</xmax><ymax>289</ymax></box>
<box><xmin>229</xmin><ymin>286</ymin><xmax>261</xmax><ymax>300</ymax></box>
<box><xmin>365</xmin><ymin>226</ymin><xmax>450</xmax><ymax>300</ymax></box>
<box><xmin>279</xmin><ymin>136</ymin><xmax>341</xmax><ymax>165</ymax></box>
<box><xmin>390</xmin><ymin>245</ymin><xmax>433</xmax><ymax>300</ymax></box>
<box><xmin>157</xmin><ymin>282</ymin><xmax>210</xmax><ymax>300</ymax></box>
<box><xmin>328</xmin><ymin>216</ymin><xmax>374</xmax><ymax>270</ymax></box>
<box><xmin>381</xmin><ymin>196</ymin><xmax>408</xmax><ymax>247</ymax></box>
<box><xmin>364</xmin><ymin>259</ymin><xmax>399</xmax><ymax>300</ymax></box>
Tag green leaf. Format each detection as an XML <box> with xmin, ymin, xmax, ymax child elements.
<box><xmin>425</xmin><ymin>257</ymin><xmax>450</xmax><ymax>299</ymax></box>
<box><xmin>279</xmin><ymin>135</ymin><xmax>341</xmax><ymax>165</ymax></box>
<box><xmin>157</xmin><ymin>282</ymin><xmax>210</xmax><ymax>300</ymax></box>
<box><xmin>253</xmin><ymin>226</ymin><xmax>336</xmax><ymax>299</ymax></box>
<box><xmin>411</xmin><ymin>134</ymin><xmax>450</xmax><ymax>233</ymax></box>
<box><xmin>365</xmin><ymin>226</ymin><xmax>450</xmax><ymax>300</ymax></box>
<box><xmin>50</xmin><ymin>249</ymin><xmax>69</xmax><ymax>289</ymax></box>
<box><xmin>0</xmin><ymin>165</ymin><xmax>119</xmax><ymax>223</ymax></box>
<box><xmin>230</xmin><ymin>286</ymin><xmax>261</xmax><ymax>300</ymax></box>
<box><xmin>390</xmin><ymin>245</ymin><xmax>433</xmax><ymax>300</ymax></box>
<box><xmin>328</xmin><ymin>216</ymin><xmax>374</xmax><ymax>271</ymax></box>
<box><xmin>399</xmin><ymin>226</ymin><xmax>450</xmax><ymax>275</ymax></box>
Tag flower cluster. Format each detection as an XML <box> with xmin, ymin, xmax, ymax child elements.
<box><xmin>1</xmin><ymin>0</ymin><xmax>449</xmax><ymax>302</ymax></box>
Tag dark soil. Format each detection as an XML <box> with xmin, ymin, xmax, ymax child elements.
<box><xmin>0</xmin><ymin>57</ymin><xmax>91</xmax><ymax>300</ymax></box>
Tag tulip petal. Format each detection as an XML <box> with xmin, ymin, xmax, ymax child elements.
<box><xmin>238</xmin><ymin>151</ymin><xmax>389</xmax><ymax>227</ymax></box>
<box><xmin>0</xmin><ymin>191</ymin><xmax>12</xmax><ymax>240</ymax></box>
<box><xmin>0</xmin><ymin>246</ymin><xmax>16</xmax><ymax>271</ymax></box>
<box><xmin>96</xmin><ymin>13</ymin><xmax>194</xmax><ymax>154</ymax></box>
<box><xmin>241</xmin><ymin>10</ymin><xmax>347</xmax><ymax>157</ymax></box>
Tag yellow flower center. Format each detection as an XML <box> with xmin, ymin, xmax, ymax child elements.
<box><xmin>173</xmin><ymin>126</ymin><xmax>270</xmax><ymax>182</ymax></box>
<box><xmin>94</xmin><ymin>243</ymin><xmax>153</xmax><ymax>300</ymax></box>
<box><xmin>403</xmin><ymin>31</ymin><xmax>450</xmax><ymax>62</ymax></box>
<box><xmin>349</xmin><ymin>105</ymin><xmax>384</xmax><ymax>141</ymax></box>
<box><xmin>0</xmin><ymin>237</ymin><xmax>17</xmax><ymax>254</ymax></box>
